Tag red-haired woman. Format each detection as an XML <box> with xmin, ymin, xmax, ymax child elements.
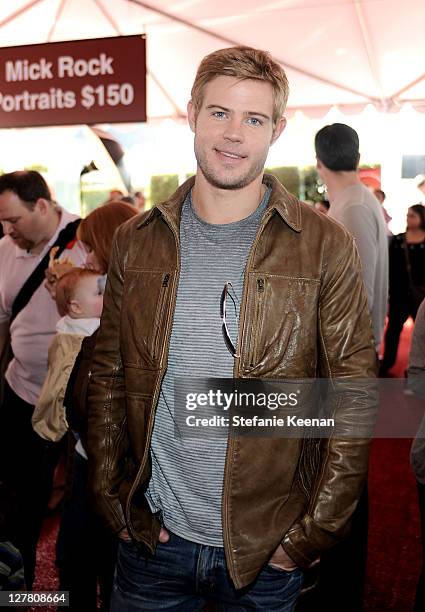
<box><xmin>57</xmin><ymin>201</ymin><xmax>137</xmax><ymax>612</ymax></box>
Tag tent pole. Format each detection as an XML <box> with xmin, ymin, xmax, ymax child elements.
<box><xmin>47</xmin><ymin>0</ymin><xmax>68</xmax><ymax>42</ymax></box>
<box><xmin>148</xmin><ymin>70</ymin><xmax>186</xmax><ymax>118</ymax></box>
<box><xmin>353</xmin><ymin>0</ymin><xmax>386</xmax><ymax>106</ymax></box>
<box><xmin>93</xmin><ymin>0</ymin><xmax>185</xmax><ymax>117</ymax></box>
<box><xmin>92</xmin><ymin>0</ymin><xmax>122</xmax><ymax>35</ymax></box>
<box><xmin>124</xmin><ymin>0</ymin><xmax>378</xmax><ymax>104</ymax></box>
<box><xmin>390</xmin><ymin>73</ymin><xmax>425</xmax><ymax>102</ymax></box>
<box><xmin>0</xmin><ymin>0</ymin><xmax>45</xmax><ymax>28</ymax></box>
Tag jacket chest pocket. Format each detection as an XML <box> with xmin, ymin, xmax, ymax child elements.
<box><xmin>249</xmin><ymin>277</ymin><xmax>266</xmax><ymax>368</ymax></box>
<box><xmin>241</xmin><ymin>274</ymin><xmax>320</xmax><ymax>376</ymax></box>
<box><xmin>121</xmin><ymin>269</ymin><xmax>172</xmax><ymax>367</ymax></box>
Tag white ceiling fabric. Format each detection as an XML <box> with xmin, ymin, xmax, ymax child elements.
<box><xmin>0</xmin><ymin>0</ymin><xmax>424</xmax><ymax>120</ymax></box>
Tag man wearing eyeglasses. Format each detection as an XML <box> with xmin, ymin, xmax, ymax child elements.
<box><xmin>88</xmin><ymin>46</ymin><xmax>377</xmax><ymax>611</ymax></box>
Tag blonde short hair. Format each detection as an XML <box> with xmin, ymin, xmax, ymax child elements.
<box><xmin>191</xmin><ymin>46</ymin><xmax>289</xmax><ymax>127</ymax></box>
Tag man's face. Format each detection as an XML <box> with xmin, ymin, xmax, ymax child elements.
<box><xmin>188</xmin><ymin>76</ymin><xmax>286</xmax><ymax>190</ymax></box>
<box><xmin>0</xmin><ymin>190</ymin><xmax>45</xmax><ymax>250</ymax></box>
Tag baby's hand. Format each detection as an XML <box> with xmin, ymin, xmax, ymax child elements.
<box><xmin>45</xmin><ymin>248</ymin><xmax>75</xmax><ymax>298</ymax></box>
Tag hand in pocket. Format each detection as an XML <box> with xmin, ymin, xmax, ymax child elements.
<box><xmin>268</xmin><ymin>544</ymin><xmax>298</xmax><ymax>571</ymax></box>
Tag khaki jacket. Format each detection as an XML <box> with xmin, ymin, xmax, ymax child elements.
<box><xmin>87</xmin><ymin>174</ymin><xmax>377</xmax><ymax>589</ymax></box>
<box><xmin>33</xmin><ymin>333</ymin><xmax>84</xmax><ymax>442</ymax></box>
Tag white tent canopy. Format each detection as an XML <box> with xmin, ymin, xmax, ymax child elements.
<box><xmin>0</xmin><ymin>0</ymin><xmax>424</xmax><ymax>119</ymax></box>
<box><xmin>0</xmin><ymin>0</ymin><xmax>424</xmax><ymax>235</ymax></box>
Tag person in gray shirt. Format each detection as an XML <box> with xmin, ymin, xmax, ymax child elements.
<box><xmin>315</xmin><ymin>123</ymin><xmax>388</xmax><ymax>353</ymax></box>
<box><xmin>309</xmin><ymin>123</ymin><xmax>389</xmax><ymax>611</ymax></box>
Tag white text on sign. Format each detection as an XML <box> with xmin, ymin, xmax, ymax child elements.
<box><xmin>5</xmin><ymin>54</ymin><xmax>115</xmax><ymax>82</ymax></box>
<box><xmin>0</xmin><ymin>83</ymin><xmax>135</xmax><ymax>112</ymax></box>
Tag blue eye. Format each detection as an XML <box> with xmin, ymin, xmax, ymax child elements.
<box><xmin>247</xmin><ymin>117</ymin><xmax>262</xmax><ymax>126</ymax></box>
<box><xmin>213</xmin><ymin>111</ymin><xmax>226</xmax><ymax>119</ymax></box>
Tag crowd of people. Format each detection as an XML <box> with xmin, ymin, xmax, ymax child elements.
<box><xmin>0</xmin><ymin>45</ymin><xmax>425</xmax><ymax>611</ymax></box>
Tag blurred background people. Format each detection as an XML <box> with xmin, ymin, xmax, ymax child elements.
<box><xmin>314</xmin><ymin>199</ymin><xmax>330</xmax><ymax>214</ymax></box>
<box><xmin>119</xmin><ymin>195</ymin><xmax>135</xmax><ymax>206</ymax></box>
<box><xmin>407</xmin><ymin>297</ymin><xmax>425</xmax><ymax>611</ymax></box>
<box><xmin>315</xmin><ymin>123</ymin><xmax>388</xmax><ymax>353</ymax></box>
<box><xmin>0</xmin><ymin>170</ymin><xmax>85</xmax><ymax>588</ymax></box>
<box><xmin>312</xmin><ymin>123</ymin><xmax>388</xmax><ymax>612</ymax></box>
<box><xmin>56</xmin><ymin>201</ymin><xmax>137</xmax><ymax>611</ymax></box>
<box><xmin>108</xmin><ymin>188</ymin><xmax>124</xmax><ymax>200</ymax></box>
<box><xmin>380</xmin><ymin>204</ymin><xmax>425</xmax><ymax>375</ymax></box>
<box><xmin>373</xmin><ymin>188</ymin><xmax>393</xmax><ymax>236</ymax></box>
<box><xmin>133</xmin><ymin>190</ymin><xmax>146</xmax><ymax>212</ymax></box>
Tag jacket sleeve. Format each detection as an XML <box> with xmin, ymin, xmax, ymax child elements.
<box><xmin>86</xmin><ymin>228</ymin><xmax>128</xmax><ymax>534</ymax></box>
<box><xmin>64</xmin><ymin>330</ymin><xmax>98</xmax><ymax>445</ymax></box>
<box><xmin>282</xmin><ymin>233</ymin><xmax>378</xmax><ymax>568</ymax></box>
<box><xmin>408</xmin><ymin>299</ymin><xmax>425</xmax><ymax>398</ymax></box>
<box><xmin>32</xmin><ymin>335</ymin><xmax>82</xmax><ymax>442</ymax></box>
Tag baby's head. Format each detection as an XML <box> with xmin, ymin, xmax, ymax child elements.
<box><xmin>55</xmin><ymin>268</ymin><xmax>105</xmax><ymax>319</ymax></box>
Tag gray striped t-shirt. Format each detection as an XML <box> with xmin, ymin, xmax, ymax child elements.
<box><xmin>146</xmin><ymin>187</ymin><xmax>270</xmax><ymax>546</ymax></box>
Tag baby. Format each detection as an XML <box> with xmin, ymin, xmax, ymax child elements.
<box><xmin>32</xmin><ymin>268</ymin><xmax>105</xmax><ymax>442</ymax></box>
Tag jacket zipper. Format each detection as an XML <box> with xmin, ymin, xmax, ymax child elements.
<box><xmin>222</xmin><ymin>210</ymin><xmax>273</xmax><ymax>589</ymax></box>
<box><xmin>153</xmin><ymin>273</ymin><xmax>170</xmax><ymax>359</ymax></box>
<box><xmin>125</xmin><ymin>225</ymin><xmax>180</xmax><ymax>550</ymax></box>
<box><xmin>249</xmin><ymin>277</ymin><xmax>265</xmax><ymax>367</ymax></box>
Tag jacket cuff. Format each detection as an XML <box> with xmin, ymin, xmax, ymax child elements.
<box><xmin>281</xmin><ymin>515</ymin><xmax>338</xmax><ymax>570</ymax></box>
<box><xmin>91</xmin><ymin>493</ymin><xmax>126</xmax><ymax>535</ymax></box>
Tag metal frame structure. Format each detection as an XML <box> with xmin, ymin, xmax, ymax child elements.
<box><xmin>0</xmin><ymin>0</ymin><xmax>424</xmax><ymax>118</ymax></box>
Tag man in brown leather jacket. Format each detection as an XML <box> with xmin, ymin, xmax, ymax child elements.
<box><xmin>87</xmin><ymin>46</ymin><xmax>377</xmax><ymax>611</ymax></box>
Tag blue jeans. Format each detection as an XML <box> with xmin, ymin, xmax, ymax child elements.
<box><xmin>111</xmin><ymin>531</ymin><xmax>304</xmax><ymax>611</ymax></box>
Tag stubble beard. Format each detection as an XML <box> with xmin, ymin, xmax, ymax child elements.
<box><xmin>11</xmin><ymin>236</ymin><xmax>34</xmax><ymax>251</ymax></box>
<box><xmin>195</xmin><ymin>143</ymin><xmax>267</xmax><ymax>191</ymax></box>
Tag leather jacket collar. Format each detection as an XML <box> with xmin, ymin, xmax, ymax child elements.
<box><xmin>137</xmin><ymin>173</ymin><xmax>302</xmax><ymax>234</ymax></box>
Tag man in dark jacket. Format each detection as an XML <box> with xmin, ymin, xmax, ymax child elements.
<box><xmin>88</xmin><ymin>46</ymin><xmax>377</xmax><ymax>611</ymax></box>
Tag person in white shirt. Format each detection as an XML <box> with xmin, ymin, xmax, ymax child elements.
<box><xmin>0</xmin><ymin>170</ymin><xmax>86</xmax><ymax>588</ymax></box>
